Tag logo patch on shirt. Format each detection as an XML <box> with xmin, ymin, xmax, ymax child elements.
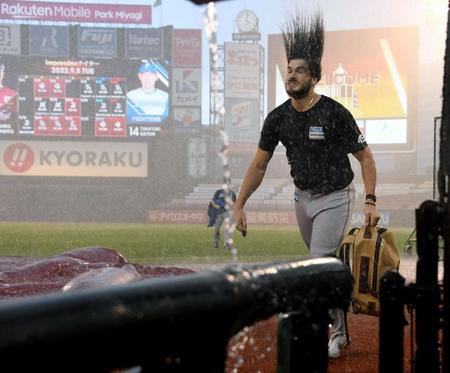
<box><xmin>309</xmin><ymin>126</ymin><xmax>325</xmax><ymax>140</ymax></box>
<box><xmin>358</xmin><ymin>134</ymin><xmax>365</xmax><ymax>143</ymax></box>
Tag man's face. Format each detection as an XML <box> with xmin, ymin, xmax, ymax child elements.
<box><xmin>285</xmin><ymin>59</ymin><xmax>316</xmax><ymax>99</ymax></box>
<box><xmin>138</xmin><ymin>71</ymin><xmax>158</xmax><ymax>90</ymax></box>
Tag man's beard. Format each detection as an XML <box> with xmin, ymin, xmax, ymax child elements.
<box><xmin>285</xmin><ymin>79</ymin><xmax>312</xmax><ymax>99</ymax></box>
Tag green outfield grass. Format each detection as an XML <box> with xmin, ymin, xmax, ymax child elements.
<box><xmin>0</xmin><ymin>222</ymin><xmax>415</xmax><ymax>266</ymax></box>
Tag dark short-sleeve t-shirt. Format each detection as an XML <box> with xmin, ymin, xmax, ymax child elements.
<box><xmin>258</xmin><ymin>95</ymin><xmax>367</xmax><ymax>194</ymax></box>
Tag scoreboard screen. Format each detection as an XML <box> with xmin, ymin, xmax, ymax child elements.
<box><xmin>0</xmin><ymin>56</ymin><xmax>171</xmax><ymax>139</ymax></box>
<box><xmin>18</xmin><ymin>75</ymin><xmax>127</xmax><ymax>137</ymax></box>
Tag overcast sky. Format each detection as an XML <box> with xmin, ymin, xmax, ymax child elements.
<box><xmin>33</xmin><ymin>0</ymin><xmax>430</xmax><ymax>34</ymax></box>
<box><xmin>17</xmin><ymin>0</ymin><xmax>448</xmax><ymax>122</ymax></box>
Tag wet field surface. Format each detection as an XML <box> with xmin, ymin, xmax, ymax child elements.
<box><xmin>0</xmin><ymin>247</ymin><xmax>194</xmax><ymax>300</ymax></box>
<box><xmin>0</xmin><ymin>251</ymin><xmax>436</xmax><ymax>372</ymax></box>
<box><xmin>224</xmin><ymin>256</ymin><xmax>424</xmax><ymax>373</ymax></box>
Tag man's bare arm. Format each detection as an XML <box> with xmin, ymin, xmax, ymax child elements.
<box><xmin>352</xmin><ymin>146</ymin><xmax>380</xmax><ymax>226</ymax></box>
<box><xmin>234</xmin><ymin>148</ymin><xmax>273</xmax><ymax>235</ymax></box>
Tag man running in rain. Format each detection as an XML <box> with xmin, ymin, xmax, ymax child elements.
<box><xmin>233</xmin><ymin>10</ymin><xmax>380</xmax><ymax>359</ymax></box>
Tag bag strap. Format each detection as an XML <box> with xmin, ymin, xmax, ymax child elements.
<box><xmin>371</xmin><ymin>228</ymin><xmax>386</xmax><ymax>295</ymax></box>
<box><xmin>340</xmin><ymin>227</ymin><xmax>359</xmax><ymax>245</ymax></box>
<box><xmin>349</xmin><ymin>227</ymin><xmax>360</xmax><ymax>235</ymax></box>
<box><xmin>339</xmin><ymin>242</ymin><xmax>351</xmax><ymax>267</ymax></box>
<box><xmin>363</xmin><ymin>225</ymin><xmax>372</xmax><ymax>239</ymax></box>
<box><xmin>341</xmin><ymin>234</ymin><xmax>357</xmax><ymax>246</ymax></box>
<box><xmin>377</xmin><ymin>226</ymin><xmax>387</xmax><ymax>235</ymax></box>
<box><xmin>337</xmin><ymin>228</ymin><xmax>359</xmax><ymax>265</ymax></box>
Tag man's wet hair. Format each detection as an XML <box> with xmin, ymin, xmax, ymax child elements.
<box><xmin>281</xmin><ymin>10</ymin><xmax>324</xmax><ymax>81</ymax></box>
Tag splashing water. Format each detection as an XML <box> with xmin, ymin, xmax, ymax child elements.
<box><xmin>203</xmin><ymin>3</ymin><xmax>238</xmax><ymax>260</ymax></box>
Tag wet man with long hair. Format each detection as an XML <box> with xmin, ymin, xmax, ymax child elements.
<box><xmin>233</xmin><ymin>10</ymin><xmax>380</xmax><ymax>359</ymax></box>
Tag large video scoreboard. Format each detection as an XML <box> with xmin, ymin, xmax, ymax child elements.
<box><xmin>267</xmin><ymin>27</ymin><xmax>418</xmax><ymax>152</ymax></box>
<box><xmin>0</xmin><ymin>10</ymin><xmax>203</xmax><ymax>181</ymax></box>
<box><xmin>0</xmin><ymin>56</ymin><xmax>170</xmax><ymax>139</ymax></box>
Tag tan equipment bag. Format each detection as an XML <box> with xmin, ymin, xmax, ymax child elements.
<box><xmin>337</xmin><ymin>225</ymin><xmax>400</xmax><ymax>316</ymax></box>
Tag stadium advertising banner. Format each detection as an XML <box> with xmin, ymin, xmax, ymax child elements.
<box><xmin>29</xmin><ymin>26</ymin><xmax>69</xmax><ymax>58</ymax></box>
<box><xmin>0</xmin><ymin>140</ymin><xmax>148</xmax><ymax>177</ymax></box>
<box><xmin>224</xmin><ymin>42</ymin><xmax>260</xmax><ymax>100</ymax></box>
<box><xmin>77</xmin><ymin>27</ymin><xmax>117</xmax><ymax>59</ymax></box>
<box><xmin>173</xmin><ymin>107</ymin><xmax>201</xmax><ymax>130</ymax></box>
<box><xmin>0</xmin><ymin>1</ymin><xmax>151</xmax><ymax>27</ymax></box>
<box><xmin>187</xmin><ymin>136</ymin><xmax>207</xmax><ymax>177</ymax></box>
<box><xmin>171</xmin><ymin>29</ymin><xmax>202</xmax><ymax>133</ymax></box>
<box><xmin>0</xmin><ymin>24</ymin><xmax>21</xmax><ymax>55</ymax></box>
<box><xmin>146</xmin><ymin>209</ymin><xmax>297</xmax><ymax>225</ymax></box>
<box><xmin>225</xmin><ymin>98</ymin><xmax>260</xmax><ymax>141</ymax></box>
<box><xmin>268</xmin><ymin>27</ymin><xmax>418</xmax><ymax>151</ymax></box>
<box><xmin>172</xmin><ymin>68</ymin><xmax>201</xmax><ymax>107</ymax></box>
<box><xmin>125</xmin><ymin>28</ymin><xmax>164</xmax><ymax>59</ymax></box>
<box><xmin>146</xmin><ymin>209</ymin><xmax>391</xmax><ymax>226</ymax></box>
<box><xmin>172</xmin><ymin>29</ymin><xmax>202</xmax><ymax>67</ymax></box>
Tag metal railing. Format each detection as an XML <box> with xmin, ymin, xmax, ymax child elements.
<box><xmin>379</xmin><ymin>200</ymin><xmax>443</xmax><ymax>373</ymax></box>
<box><xmin>0</xmin><ymin>257</ymin><xmax>352</xmax><ymax>373</ymax></box>
<box><xmin>379</xmin><ymin>6</ymin><xmax>450</xmax><ymax>373</ymax></box>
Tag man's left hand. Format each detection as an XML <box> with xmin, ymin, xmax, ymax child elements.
<box><xmin>364</xmin><ymin>203</ymin><xmax>380</xmax><ymax>227</ymax></box>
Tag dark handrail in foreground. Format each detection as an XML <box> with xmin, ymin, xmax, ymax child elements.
<box><xmin>379</xmin><ymin>200</ymin><xmax>443</xmax><ymax>373</ymax></box>
<box><xmin>0</xmin><ymin>257</ymin><xmax>352</xmax><ymax>373</ymax></box>
<box><xmin>379</xmin><ymin>271</ymin><xmax>406</xmax><ymax>373</ymax></box>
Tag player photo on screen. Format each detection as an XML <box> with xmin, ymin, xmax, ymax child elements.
<box><xmin>0</xmin><ymin>58</ymin><xmax>18</xmax><ymax>129</ymax></box>
<box><xmin>126</xmin><ymin>60</ymin><xmax>170</xmax><ymax>125</ymax></box>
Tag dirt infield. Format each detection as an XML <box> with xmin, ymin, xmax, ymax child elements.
<box><xmin>225</xmin><ymin>257</ymin><xmax>418</xmax><ymax>373</ymax></box>
<box><xmin>226</xmin><ymin>312</ymin><xmax>413</xmax><ymax>373</ymax></box>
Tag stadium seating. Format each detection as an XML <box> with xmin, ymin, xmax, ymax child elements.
<box><xmin>178</xmin><ymin>179</ymin><xmax>433</xmax><ymax>212</ymax></box>
<box><xmin>183</xmin><ymin>179</ymin><xmax>287</xmax><ymax>206</ymax></box>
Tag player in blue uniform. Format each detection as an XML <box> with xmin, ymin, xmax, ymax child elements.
<box><xmin>208</xmin><ymin>187</ymin><xmax>237</xmax><ymax>248</ymax></box>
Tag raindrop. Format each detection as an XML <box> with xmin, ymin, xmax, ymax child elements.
<box><xmin>203</xmin><ymin>1</ymin><xmax>237</xmax><ymax>260</ymax></box>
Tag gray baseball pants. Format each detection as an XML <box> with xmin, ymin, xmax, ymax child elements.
<box><xmin>294</xmin><ymin>184</ymin><xmax>355</xmax><ymax>336</ymax></box>
<box><xmin>214</xmin><ymin>212</ymin><xmax>232</xmax><ymax>247</ymax></box>
<box><xmin>214</xmin><ymin>213</ymin><xmax>225</xmax><ymax>246</ymax></box>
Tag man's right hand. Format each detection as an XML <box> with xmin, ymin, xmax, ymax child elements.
<box><xmin>233</xmin><ymin>207</ymin><xmax>247</xmax><ymax>237</ymax></box>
